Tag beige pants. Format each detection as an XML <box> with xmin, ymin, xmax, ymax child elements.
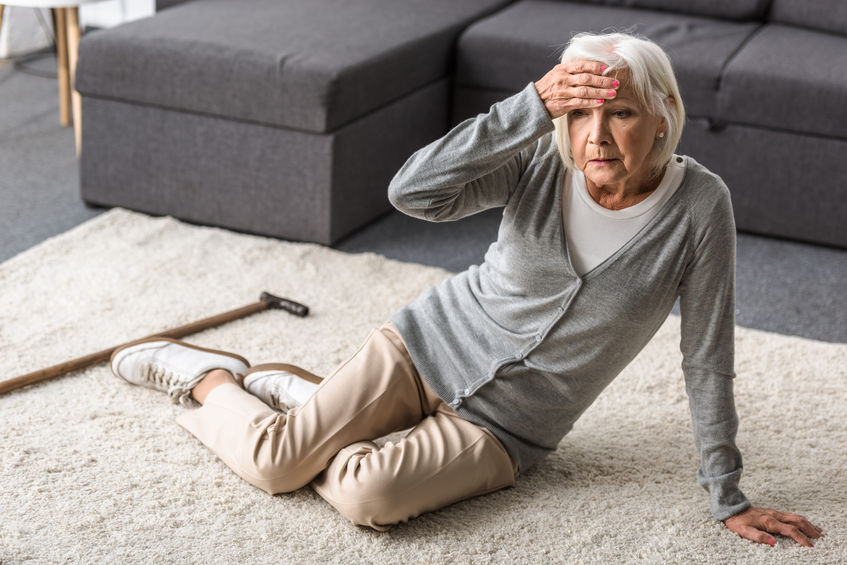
<box><xmin>176</xmin><ymin>323</ymin><xmax>517</xmax><ymax>530</ymax></box>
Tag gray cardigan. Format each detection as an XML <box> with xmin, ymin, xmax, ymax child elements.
<box><xmin>388</xmin><ymin>83</ymin><xmax>751</xmax><ymax>521</ymax></box>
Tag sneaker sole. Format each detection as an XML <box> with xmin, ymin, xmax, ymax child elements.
<box><xmin>110</xmin><ymin>336</ymin><xmax>251</xmax><ymax>376</ymax></box>
<box><xmin>245</xmin><ymin>362</ymin><xmax>323</xmax><ymax>384</ymax></box>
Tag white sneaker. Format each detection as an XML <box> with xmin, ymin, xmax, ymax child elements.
<box><xmin>242</xmin><ymin>363</ymin><xmax>323</xmax><ymax>412</ymax></box>
<box><xmin>110</xmin><ymin>337</ymin><xmax>250</xmax><ymax>405</ymax></box>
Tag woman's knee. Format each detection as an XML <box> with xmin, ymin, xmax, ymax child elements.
<box><xmin>231</xmin><ymin>414</ymin><xmax>309</xmax><ymax>495</ymax></box>
<box><xmin>312</xmin><ymin>443</ymin><xmax>411</xmax><ymax>529</ymax></box>
<box><xmin>319</xmin><ymin>478</ymin><xmax>409</xmax><ymax>530</ymax></box>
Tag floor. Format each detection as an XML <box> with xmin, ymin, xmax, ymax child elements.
<box><xmin>2</xmin><ymin>51</ymin><xmax>846</xmax><ymax>343</ymax></box>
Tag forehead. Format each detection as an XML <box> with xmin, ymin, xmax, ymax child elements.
<box><xmin>606</xmin><ymin>69</ymin><xmax>652</xmax><ymax>113</ymax></box>
<box><xmin>608</xmin><ymin>68</ymin><xmax>641</xmax><ymax>102</ymax></box>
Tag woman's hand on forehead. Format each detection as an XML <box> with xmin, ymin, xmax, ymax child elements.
<box><xmin>534</xmin><ymin>61</ymin><xmax>620</xmax><ymax>119</ymax></box>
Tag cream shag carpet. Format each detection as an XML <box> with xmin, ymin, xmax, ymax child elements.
<box><xmin>1</xmin><ymin>209</ymin><xmax>844</xmax><ymax>564</ymax></box>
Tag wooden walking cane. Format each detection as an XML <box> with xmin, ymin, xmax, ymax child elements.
<box><xmin>0</xmin><ymin>292</ymin><xmax>309</xmax><ymax>396</ymax></box>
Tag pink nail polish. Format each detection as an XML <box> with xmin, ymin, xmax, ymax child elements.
<box><xmin>596</xmin><ymin>99</ymin><xmax>604</xmax><ymax>104</ymax></box>
<box><xmin>607</xmin><ymin>90</ymin><xmax>616</xmax><ymax>96</ymax></box>
<box><xmin>601</xmin><ymin>65</ymin><xmax>609</xmax><ymax>72</ymax></box>
<box><xmin>612</xmin><ymin>80</ymin><xmax>620</xmax><ymax>88</ymax></box>
<box><xmin>768</xmin><ymin>539</ymin><xmax>776</xmax><ymax>547</ymax></box>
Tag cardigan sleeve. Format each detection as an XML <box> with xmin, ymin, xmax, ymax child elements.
<box><xmin>387</xmin><ymin>83</ymin><xmax>555</xmax><ymax>222</ymax></box>
<box><xmin>677</xmin><ymin>183</ymin><xmax>751</xmax><ymax>520</ymax></box>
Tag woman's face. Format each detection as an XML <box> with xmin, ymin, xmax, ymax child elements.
<box><xmin>567</xmin><ymin>71</ymin><xmax>665</xmax><ymax>193</ymax></box>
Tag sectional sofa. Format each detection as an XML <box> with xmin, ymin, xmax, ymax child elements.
<box><xmin>75</xmin><ymin>0</ymin><xmax>847</xmax><ymax>247</ymax></box>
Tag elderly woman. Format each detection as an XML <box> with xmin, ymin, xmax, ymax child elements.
<box><xmin>110</xmin><ymin>33</ymin><xmax>821</xmax><ymax>545</ymax></box>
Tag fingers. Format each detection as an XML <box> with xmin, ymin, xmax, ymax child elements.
<box><xmin>566</xmin><ymin>83</ymin><xmax>617</xmax><ymax>102</ymax></box>
<box><xmin>734</xmin><ymin>524</ymin><xmax>777</xmax><ymax>547</ymax></box>
<box><xmin>765</xmin><ymin>510</ymin><xmax>823</xmax><ymax>543</ymax></box>
<box><xmin>758</xmin><ymin>515</ymin><xmax>814</xmax><ymax>547</ymax></box>
<box><xmin>562</xmin><ymin>60</ymin><xmax>611</xmax><ymax>77</ymax></box>
<box><xmin>552</xmin><ymin>91</ymin><xmax>614</xmax><ymax>105</ymax></box>
<box><xmin>558</xmin><ymin>65</ymin><xmax>620</xmax><ymax>108</ymax></box>
<box><xmin>539</xmin><ymin>97</ymin><xmax>601</xmax><ymax>120</ymax></box>
<box><xmin>725</xmin><ymin>507</ymin><xmax>823</xmax><ymax>548</ymax></box>
<box><xmin>555</xmin><ymin>63</ymin><xmax>619</xmax><ymax>91</ymax></box>
<box><xmin>535</xmin><ymin>60</ymin><xmax>620</xmax><ymax>118</ymax></box>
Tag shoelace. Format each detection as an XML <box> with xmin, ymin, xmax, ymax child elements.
<box><xmin>143</xmin><ymin>364</ymin><xmax>195</xmax><ymax>406</ymax></box>
<box><xmin>269</xmin><ymin>391</ymin><xmax>282</xmax><ymax>410</ymax></box>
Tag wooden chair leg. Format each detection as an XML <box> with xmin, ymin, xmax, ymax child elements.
<box><xmin>65</xmin><ymin>6</ymin><xmax>82</xmax><ymax>154</ymax></box>
<box><xmin>54</xmin><ymin>7</ymin><xmax>71</xmax><ymax>126</ymax></box>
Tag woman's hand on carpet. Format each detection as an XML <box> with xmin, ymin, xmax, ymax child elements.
<box><xmin>724</xmin><ymin>506</ymin><xmax>822</xmax><ymax>547</ymax></box>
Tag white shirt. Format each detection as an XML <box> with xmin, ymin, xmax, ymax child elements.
<box><xmin>564</xmin><ymin>155</ymin><xmax>686</xmax><ymax>276</ymax></box>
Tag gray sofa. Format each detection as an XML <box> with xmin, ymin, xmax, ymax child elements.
<box><xmin>76</xmin><ymin>0</ymin><xmax>847</xmax><ymax>247</ymax></box>
<box><xmin>453</xmin><ymin>0</ymin><xmax>847</xmax><ymax>249</ymax></box>
<box><xmin>75</xmin><ymin>0</ymin><xmax>511</xmax><ymax>244</ymax></box>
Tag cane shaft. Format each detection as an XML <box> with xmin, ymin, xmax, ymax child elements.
<box><xmin>0</xmin><ymin>348</ymin><xmax>116</xmax><ymax>395</ymax></box>
<box><xmin>153</xmin><ymin>301</ymin><xmax>267</xmax><ymax>340</ymax></box>
<box><xmin>0</xmin><ymin>300</ymin><xmax>269</xmax><ymax>396</ymax></box>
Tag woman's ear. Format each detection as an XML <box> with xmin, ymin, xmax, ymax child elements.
<box><xmin>657</xmin><ymin>117</ymin><xmax>668</xmax><ymax>138</ymax></box>
<box><xmin>658</xmin><ymin>95</ymin><xmax>675</xmax><ymax>136</ymax></box>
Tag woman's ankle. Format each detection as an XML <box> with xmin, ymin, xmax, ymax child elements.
<box><xmin>191</xmin><ymin>369</ymin><xmax>238</xmax><ymax>404</ymax></box>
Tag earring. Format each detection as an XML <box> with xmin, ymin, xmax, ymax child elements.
<box><xmin>657</xmin><ymin>132</ymin><xmax>665</xmax><ymax>138</ymax></box>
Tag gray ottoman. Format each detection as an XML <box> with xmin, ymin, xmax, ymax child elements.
<box><xmin>76</xmin><ymin>0</ymin><xmax>510</xmax><ymax>244</ymax></box>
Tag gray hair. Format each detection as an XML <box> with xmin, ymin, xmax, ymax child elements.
<box><xmin>553</xmin><ymin>32</ymin><xmax>685</xmax><ymax>176</ymax></box>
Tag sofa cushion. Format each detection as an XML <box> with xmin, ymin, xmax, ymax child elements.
<box><xmin>769</xmin><ymin>0</ymin><xmax>847</xmax><ymax>36</ymax></box>
<box><xmin>716</xmin><ymin>24</ymin><xmax>847</xmax><ymax>139</ymax></box>
<box><xmin>455</xmin><ymin>0</ymin><xmax>759</xmax><ymax>117</ymax></box>
<box><xmin>76</xmin><ymin>0</ymin><xmax>511</xmax><ymax>134</ymax></box>
<box><xmin>679</xmin><ymin>121</ymin><xmax>847</xmax><ymax>248</ymax></box>
<box><xmin>566</xmin><ymin>0</ymin><xmax>770</xmax><ymax>22</ymax></box>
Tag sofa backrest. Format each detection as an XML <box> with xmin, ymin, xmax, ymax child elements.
<box><xmin>564</xmin><ymin>0</ymin><xmax>770</xmax><ymax>21</ymax></box>
<box><xmin>769</xmin><ymin>0</ymin><xmax>847</xmax><ymax>35</ymax></box>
